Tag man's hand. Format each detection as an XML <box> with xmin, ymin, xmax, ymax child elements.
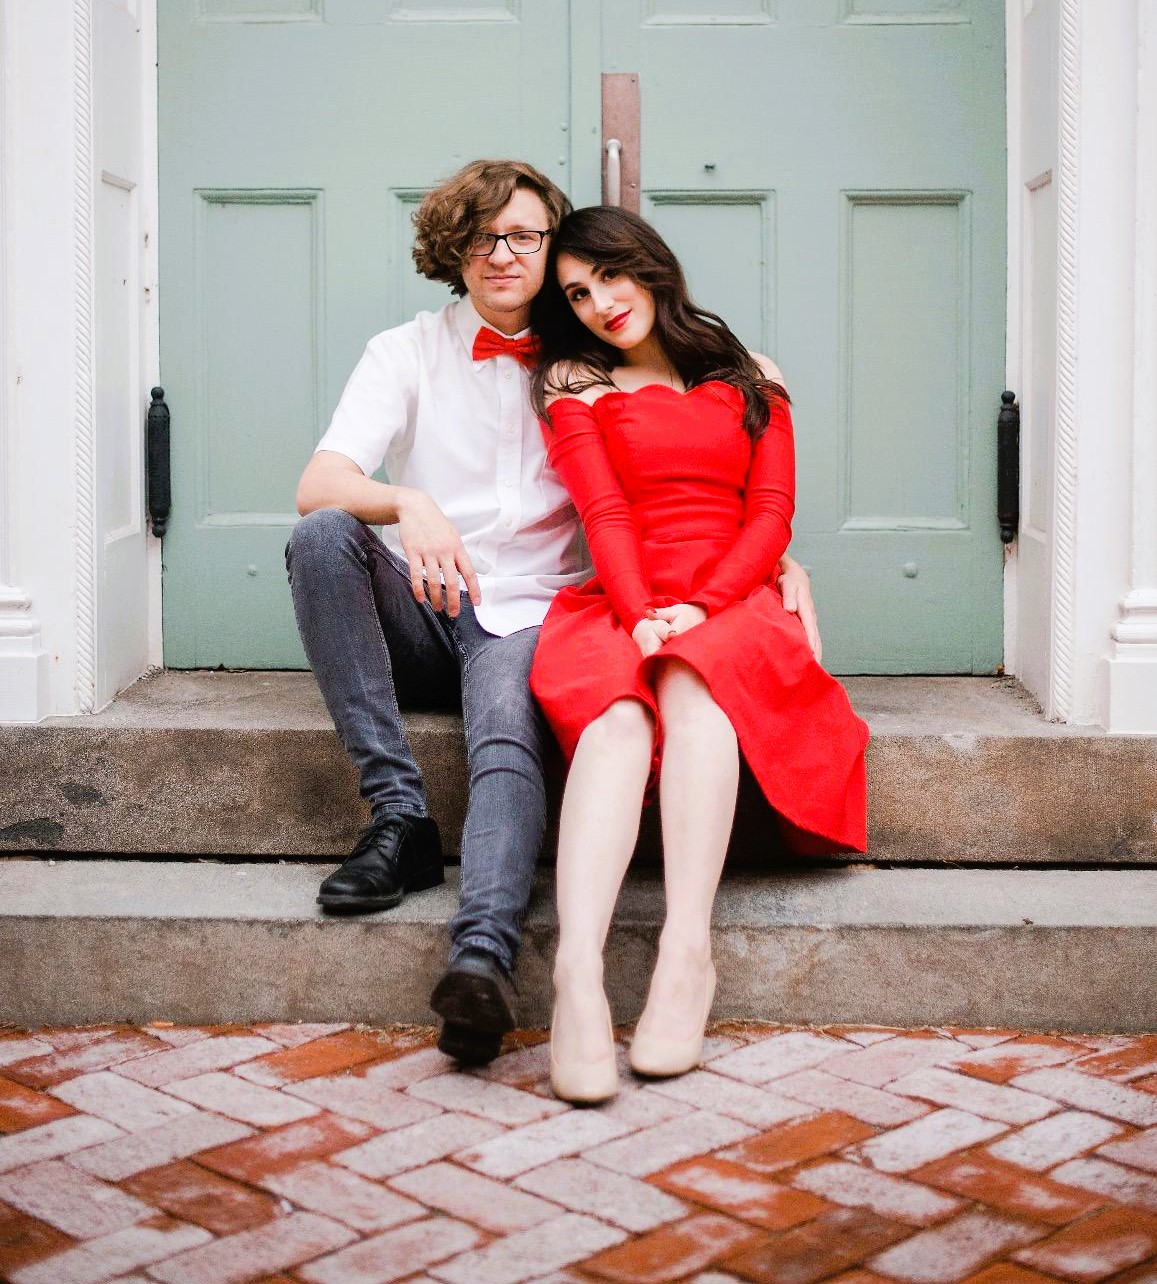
<box><xmin>651</xmin><ymin>603</ymin><xmax>707</xmax><ymax>636</ymax></box>
<box><xmin>778</xmin><ymin>554</ymin><xmax>821</xmax><ymax>662</ymax></box>
<box><xmin>631</xmin><ymin>617</ymin><xmax>673</xmax><ymax>657</ymax></box>
<box><xmin>396</xmin><ymin>490</ymin><xmax>481</xmax><ymax>617</ymax></box>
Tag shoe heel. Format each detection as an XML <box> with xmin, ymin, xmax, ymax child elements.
<box><xmin>406</xmin><ymin>862</ymin><xmax>445</xmax><ymax>894</ymax></box>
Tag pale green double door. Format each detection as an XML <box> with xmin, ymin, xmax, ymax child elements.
<box><xmin>160</xmin><ymin>0</ymin><xmax>1006</xmax><ymax>673</ymax></box>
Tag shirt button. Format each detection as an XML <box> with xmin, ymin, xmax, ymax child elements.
<box><xmin>502</xmin><ymin>518</ymin><xmax>513</xmax><ymax>529</ymax></box>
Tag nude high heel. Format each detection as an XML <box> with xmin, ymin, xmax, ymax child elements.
<box><xmin>549</xmin><ymin>995</ymin><xmax>619</xmax><ymax>1105</ymax></box>
<box><xmin>628</xmin><ymin>959</ymin><xmax>716</xmax><ymax>1079</ymax></box>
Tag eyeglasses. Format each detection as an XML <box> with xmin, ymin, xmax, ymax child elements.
<box><xmin>467</xmin><ymin>230</ymin><xmax>551</xmax><ymax>257</ymax></box>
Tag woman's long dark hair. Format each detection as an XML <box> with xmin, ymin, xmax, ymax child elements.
<box><xmin>530</xmin><ymin>206</ymin><xmax>788</xmax><ymax>439</ymax></box>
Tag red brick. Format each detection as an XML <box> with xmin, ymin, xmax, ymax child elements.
<box><xmin>0</xmin><ymin>1202</ymin><xmax>76</xmax><ymax>1277</ymax></box>
<box><xmin>3</xmin><ymin>1034</ymin><xmax>171</xmax><ymax>1090</ymax></box>
<box><xmin>717</xmin><ymin>1112</ymin><xmax>877</xmax><ymax>1175</ymax></box>
<box><xmin>725</xmin><ymin>1206</ymin><xmax>910</xmax><ymax>1284</ymax></box>
<box><xmin>196</xmin><ymin>1112</ymin><xmax>377</xmax><ymax>1183</ymax></box>
<box><xmin>0</xmin><ymin>1079</ymin><xmax>76</xmax><ymax>1133</ymax></box>
<box><xmin>951</xmin><ymin>1038</ymin><xmax>1081</xmax><ymax>1085</ymax></box>
<box><xmin>789</xmin><ymin>1159</ymin><xmax>961</xmax><ymax>1227</ymax></box>
<box><xmin>459</xmin><ymin>1109</ymin><xmax>635</xmax><ymax>1180</ymax></box>
<box><xmin>708</xmin><ymin>1032</ymin><xmax>848</xmax><ymax>1085</ymax></box>
<box><xmin>820</xmin><ymin>1037</ymin><xmax>964</xmax><ymax>1089</ymax></box>
<box><xmin>251</xmin><ymin>1023</ymin><xmax>351</xmax><ymax>1048</ymax></box>
<box><xmin>388</xmin><ymin>1160</ymin><xmax>559</xmax><ymax>1234</ymax></box>
<box><xmin>581</xmin><ymin>1213</ymin><xmax>765</xmax><ymax>1283</ymax></box>
<box><xmin>889</xmin><ymin>1067</ymin><xmax>1057</xmax><ymax>1125</ymax></box>
<box><xmin>49</xmin><ymin>1072</ymin><xmax>194</xmax><ymax>1133</ymax></box>
<box><xmin>113</xmin><ymin>1037</ymin><xmax>281</xmax><ymax>1089</ymax></box>
<box><xmin>987</xmin><ymin>1110</ymin><xmax>1126</xmax><ymax>1170</ymax></box>
<box><xmin>1011</xmin><ymin>1069</ymin><xmax>1157</xmax><ymax>1127</ymax></box>
<box><xmin>10</xmin><ymin>1216</ymin><xmax>212</xmax><ymax>1284</ymax></box>
<box><xmin>1073</xmin><ymin>1036</ymin><xmax>1157</xmax><ymax>1083</ymax></box>
<box><xmin>1138</xmin><ymin>1075</ymin><xmax>1157</xmax><ymax>1095</ymax></box>
<box><xmin>1098</xmin><ymin>1125</ymin><xmax>1157</xmax><ymax>1174</ymax></box>
<box><xmin>161</xmin><ymin>1072</ymin><xmax>321</xmax><ymax>1127</ymax></box>
<box><xmin>147</xmin><ymin>1210</ymin><xmax>356</xmax><ymax>1284</ymax></box>
<box><xmin>870</xmin><ymin>1208</ymin><xmax>1048</xmax><ymax>1282</ymax></box>
<box><xmin>773</xmin><ymin>1069</ymin><xmax>931</xmax><ymax>1127</ymax></box>
<box><xmin>232</xmin><ymin>1031</ymin><xmax>395</xmax><ymax>1088</ymax></box>
<box><xmin>1013</xmin><ymin>1206</ymin><xmax>1157</xmax><ymax>1281</ymax></box>
<box><xmin>1051</xmin><ymin>1156</ymin><xmax>1157</xmax><ymax>1213</ymax></box>
<box><xmin>913</xmin><ymin>1150</ymin><xmax>1108</xmax><ymax>1225</ymax></box>
<box><xmin>851</xmin><ymin>1108</ymin><xmax>1007</xmax><ymax>1173</ymax></box>
<box><xmin>512</xmin><ymin>1157</ymin><xmax>687</xmax><ymax>1234</ymax></box>
<box><xmin>296</xmin><ymin>1215</ymin><xmax>482</xmax><ymax>1284</ymax></box>
<box><xmin>284</xmin><ymin>1071</ymin><xmax>442</xmax><ymax>1130</ymax></box>
<box><xmin>406</xmin><ymin>1069</ymin><xmax>567</xmax><ymax>1125</ymax></box>
<box><xmin>644</xmin><ymin>1071</ymin><xmax>816</xmax><ymax>1130</ymax></box>
<box><xmin>962</xmin><ymin>1266</ymin><xmax>1072</xmax><ymax>1284</ymax></box>
<box><xmin>336</xmin><ymin>1111</ymin><xmax>504</xmax><ymax>1180</ymax></box>
<box><xmin>261</xmin><ymin>1160</ymin><xmax>426</xmax><ymax>1234</ymax></box>
<box><xmin>67</xmin><ymin>1112</ymin><xmax>253</xmax><ymax>1183</ymax></box>
<box><xmin>122</xmin><ymin>1159</ymin><xmax>282</xmax><ymax>1235</ymax></box>
<box><xmin>651</xmin><ymin>1157</ymin><xmax>830</xmax><ymax>1231</ymax></box>
<box><xmin>0</xmin><ymin>1041</ymin><xmax>52</xmax><ymax>1069</ymax></box>
<box><xmin>0</xmin><ymin>1159</ymin><xmax>152</xmax><ymax>1239</ymax></box>
<box><xmin>0</xmin><ymin>1114</ymin><xmax>123</xmax><ymax>1176</ymax></box>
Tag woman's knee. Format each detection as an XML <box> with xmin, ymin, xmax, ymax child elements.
<box><xmin>579</xmin><ymin>698</ymin><xmax>654</xmax><ymax>752</ymax></box>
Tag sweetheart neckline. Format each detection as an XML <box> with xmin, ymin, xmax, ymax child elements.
<box><xmin>548</xmin><ymin>379</ymin><xmax>737</xmax><ymax>412</ymax></box>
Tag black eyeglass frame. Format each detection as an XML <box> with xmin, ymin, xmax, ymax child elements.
<box><xmin>467</xmin><ymin>230</ymin><xmax>552</xmax><ymax>257</ymax></box>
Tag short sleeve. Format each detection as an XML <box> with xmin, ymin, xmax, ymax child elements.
<box><xmin>315</xmin><ymin>330</ymin><xmax>420</xmax><ymax>477</ymax></box>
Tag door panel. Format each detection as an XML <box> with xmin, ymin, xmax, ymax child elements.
<box><xmin>159</xmin><ymin>1</ymin><xmax>572</xmax><ymax>666</ymax></box>
<box><xmin>160</xmin><ymin>0</ymin><xmax>1005</xmax><ymax>671</ymax></box>
<box><xmin>608</xmin><ymin>0</ymin><xmax>1006</xmax><ymax>671</ymax></box>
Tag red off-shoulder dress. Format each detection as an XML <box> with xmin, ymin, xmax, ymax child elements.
<box><xmin>528</xmin><ymin>381</ymin><xmax>869</xmax><ymax>854</ymax></box>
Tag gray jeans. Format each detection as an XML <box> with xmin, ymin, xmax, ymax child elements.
<box><xmin>286</xmin><ymin>507</ymin><xmax>547</xmax><ymax>973</ymax></box>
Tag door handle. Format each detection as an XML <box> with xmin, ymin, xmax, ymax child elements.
<box><xmin>147</xmin><ymin>386</ymin><xmax>171</xmax><ymax>539</ymax></box>
<box><xmin>997</xmin><ymin>390</ymin><xmax>1019</xmax><ymax>544</ymax></box>
<box><xmin>605</xmin><ymin>139</ymin><xmax>623</xmax><ymax>207</ymax></box>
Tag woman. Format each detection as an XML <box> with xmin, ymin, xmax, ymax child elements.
<box><xmin>528</xmin><ymin>207</ymin><xmax>869</xmax><ymax>1105</ymax></box>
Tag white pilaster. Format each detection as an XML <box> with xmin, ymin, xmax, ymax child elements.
<box><xmin>1101</xmin><ymin>0</ymin><xmax>1157</xmax><ymax>732</ymax></box>
<box><xmin>0</xmin><ymin>0</ymin><xmax>51</xmax><ymax>721</ymax></box>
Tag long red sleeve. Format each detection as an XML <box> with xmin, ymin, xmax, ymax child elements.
<box><xmin>542</xmin><ymin>398</ymin><xmax>654</xmax><ymax>631</ymax></box>
<box><xmin>691</xmin><ymin>397</ymin><xmax>796</xmax><ymax>614</ymax></box>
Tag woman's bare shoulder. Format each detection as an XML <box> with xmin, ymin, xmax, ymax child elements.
<box><xmin>750</xmin><ymin>352</ymin><xmax>787</xmax><ymax>386</ymax></box>
<box><xmin>544</xmin><ymin>361</ymin><xmax>613</xmax><ymax>408</ymax></box>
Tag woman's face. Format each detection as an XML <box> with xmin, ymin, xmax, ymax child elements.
<box><xmin>556</xmin><ymin>253</ymin><xmax>656</xmax><ymax>352</ymax></box>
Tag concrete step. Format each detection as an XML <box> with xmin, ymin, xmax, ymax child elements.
<box><xmin>1</xmin><ymin>860</ymin><xmax>1154</xmax><ymax>1030</ymax></box>
<box><xmin>4</xmin><ymin>671</ymin><xmax>1155</xmax><ymax>864</ymax></box>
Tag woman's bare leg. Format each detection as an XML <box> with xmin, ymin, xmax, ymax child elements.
<box><xmin>553</xmin><ymin>698</ymin><xmax>654</xmax><ymax>1068</ymax></box>
<box><xmin>636</xmin><ymin>659</ymin><xmax>739</xmax><ymax>1043</ymax></box>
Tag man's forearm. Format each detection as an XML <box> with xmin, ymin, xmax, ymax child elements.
<box><xmin>297</xmin><ymin>461</ymin><xmax>416</xmax><ymax>527</ymax></box>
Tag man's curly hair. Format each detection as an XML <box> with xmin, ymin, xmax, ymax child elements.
<box><xmin>412</xmin><ymin>159</ymin><xmax>571</xmax><ymax>297</ymax></box>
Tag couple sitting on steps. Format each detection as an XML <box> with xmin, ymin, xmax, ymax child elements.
<box><xmin>287</xmin><ymin>158</ymin><xmax>869</xmax><ymax>1105</ymax></box>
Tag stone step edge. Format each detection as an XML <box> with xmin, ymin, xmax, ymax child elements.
<box><xmin>1</xmin><ymin>864</ymin><xmax>1153</xmax><ymax>1032</ymax></box>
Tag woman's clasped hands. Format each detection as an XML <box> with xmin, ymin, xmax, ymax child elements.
<box><xmin>630</xmin><ymin>603</ymin><xmax>708</xmax><ymax>656</ymax></box>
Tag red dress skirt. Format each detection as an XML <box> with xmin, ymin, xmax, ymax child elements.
<box><xmin>529</xmin><ymin>381</ymin><xmax>869</xmax><ymax>854</ymax></box>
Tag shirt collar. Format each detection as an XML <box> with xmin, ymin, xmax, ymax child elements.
<box><xmin>453</xmin><ymin>295</ymin><xmax>532</xmax><ymax>360</ymax></box>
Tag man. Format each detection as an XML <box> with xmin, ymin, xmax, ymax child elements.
<box><xmin>288</xmin><ymin>159</ymin><xmax>817</xmax><ymax>1065</ymax></box>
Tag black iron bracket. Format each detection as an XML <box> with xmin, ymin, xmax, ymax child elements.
<box><xmin>147</xmin><ymin>386</ymin><xmax>171</xmax><ymax>539</ymax></box>
<box><xmin>997</xmin><ymin>390</ymin><xmax>1020</xmax><ymax>544</ymax></box>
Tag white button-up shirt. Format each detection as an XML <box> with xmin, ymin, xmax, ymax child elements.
<box><xmin>315</xmin><ymin>297</ymin><xmax>589</xmax><ymax>636</ymax></box>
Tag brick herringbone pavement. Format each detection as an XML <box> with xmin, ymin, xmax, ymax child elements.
<box><xmin>1</xmin><ymin>1023</ymin><xmax>1155</xmax><ymax>1283</ymax></box>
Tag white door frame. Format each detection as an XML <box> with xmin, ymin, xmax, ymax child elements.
<box><xmin>2</xmin><ymin>0</ymin><xmax>1154</xmax><ymax>732</ymax></box>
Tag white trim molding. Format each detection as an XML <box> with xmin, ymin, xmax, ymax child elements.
<box><xmin>1048</xmin><ymin>0</ymin><xmax>1080</xmax><ymax>721</ymax></box>
<box><xmin>1101</xmin><ymin>0</ymin><xmax>1157</xmax><ymax>732</ymax></box>
<box><xmin>73</xmin><ymin>0</ymin><xmax>98</xmax><ymax>715</ymax></box>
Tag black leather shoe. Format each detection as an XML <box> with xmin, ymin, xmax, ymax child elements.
<box><xmin>436</xmin><ymin>1021</ymin><xmax>504</xmax><ymax>1066</ymax></box>
<box><xmin>430</xmin><ymin>948</ymin><xmax>518</xmax><ymax>1064</ymax></box>
<box><xmin>317</xmin><ymin>814</ymin><xmax>443</xmax><ymax>912</ymax></box>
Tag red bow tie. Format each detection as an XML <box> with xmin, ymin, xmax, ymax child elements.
<box><xmin>472</xmin><ymin>327</ymin><xmax>540</xmax><ymax>369</ymax></box>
